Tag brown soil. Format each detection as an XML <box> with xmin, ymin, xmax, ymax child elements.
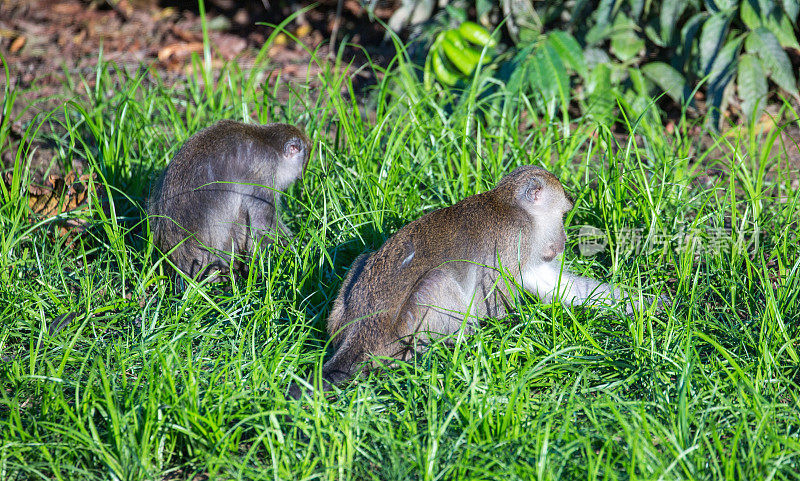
<box><xmin>0</xmin><ymin>0</ymin><xmax>396</xmax><ymax>176</ymax></box>
<box><xmin>1</xmin><ymin>0</ymin><xmax>798</xmax><ymax>185</ymax></box>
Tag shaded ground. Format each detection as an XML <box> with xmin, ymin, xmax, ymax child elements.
<box><xmin>1</xmin><ymin>0</ymin><xmax>395</xmax><ymax>87</ymax></box>
<box><xmin>0</xmin><ymin>0</ymin><xmax>396</xmax><ymax>175</ymax></box>
<box><xmin>1</xmin><ymin>0</ymin><xmax>799</xmax><ymax>185</ymax></box>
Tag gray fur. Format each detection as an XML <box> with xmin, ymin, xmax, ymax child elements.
<box><xmin>148</xmin><ymin>120</ymin><xmax>310</xmax><ymax>280</ymax></box>
<box><xmin>289</xmin><ymin>166</ymin><xmax>662</xmax><ymax>399</ymax></box>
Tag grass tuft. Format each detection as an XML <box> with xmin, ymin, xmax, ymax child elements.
<box><xmin>1</xmin><ymin>37</ymin><xmax>799</xmax><ymax>480</ymax></box>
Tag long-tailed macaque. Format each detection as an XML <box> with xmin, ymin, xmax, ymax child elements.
<box><xmin>148</xmin><ymin>120</ymin><xmax>310</xmax><ymax>280</ymax></box>
<box><xmin>291</xmin><ymin>165</ymin><xmax>663</xmax><ymax>397</ymax></box>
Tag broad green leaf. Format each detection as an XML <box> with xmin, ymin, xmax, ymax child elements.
<box><xmin>542</xmin><ymin>44</ymin><xmax>571</xmax><ymax>114</ymax></box>
<box><xmin>610</xmin><ymin>15</ymin><xmax>644</xmax><ymax>62</ymax></box>
<box><xmin>705</xmin><ymin>0</ymin><xmax>737</xmax><ymax>12</ymax></box>
<box><xmin>504</xmin><ymin>43</ymin><xmax>535</xmax><ymax>94</ymax></box>
<box><xmin>676</xmin><ymin>12</ymin><xmax>706</xmax><ymax>70</ymax></box>
<box><xmin>641</xmin><ymin>61</ymin><xmax>690</xmax><ymax>104</ymax></box>
<box><xmin>706</xmin><ymin>73</ymin><xmax>734</xmax><ymax>129</ymax></box>
<box><xmin>680</xmin><ymin>13</ymin><xmax>706</xmax><ymax>47</ymax></box>
<box><xmin>518</xmin><ymin>28</ymin><xmax>539</xmax><ymax>43</ymax></box>
<box><xmin>585</xmin><ymin>63</ymin><xmax>616</xmax><ymax>123</ymax></box>
<box><xmin>737</xmin><ymin>53</ymin><xmax>767</xmax><ymax>123</ymax></box>
<box><xmin>740</xmin><ymin>0</ymin><xmax>762</xmax><ymax>31</ymax></box>
<box><xmin>527</xmin><ymin>53</ymin><xmax>550</xmax><ymax>98</ymax></box>
<box><xmin>586</xmin><ymin>62</ymin><xmax>611</xmax><ymax>96</ymax></box>
<box><xmin>645</xmin><ymin>19</ymin><xmax>666</xmax><ymax>47</ymax></box>
<box><xmin>529</xmin><ymin>57</ymin><xmax>557</xmax><ymax>117</ymax></box>
<box><xmin>622</xmin><ymin>87</ymin><xmax>653</xmax><ymax>123</ymax></box>
<box><xmin>741</xmin><ymin>0</ymin><xmax>800</xmax><ymax>48</ymax></box>
<box><xmin>528</xmin><ymin>45</ymin><xmax>570</xmax><ymax>116</ymax></box>
<box><xmin>585</xmin><ymin>22</ymin><xmax>613</xmax><ymax>46</ymax></box>
<box><xmin>708</xmin><ymin>35</ymin><xmax>743</xmax><ymax>79</ymax></box>
<box><xmin>609</xmin><ymin>62</ymin><xmax>629</xmax><ymax>84</ymax></box>
<box><xmin>629</xmin><ymin>0</ymin><xmax>645</xmax><ymax>19</ymax></box>
<box><xmin>585</xmin><ymin>0</ymin><xmax>616</xmax><ymax>45</ymax></box>
<box><xmin>783</xmin><ymin>0</ymin><xmax>799</xmax><ymax>25</ymax></box>
<box><xmin>707</xmin><ymin>35</ymin><xmax>743</xmax><ymax>120</ymax></box>
<box><xmin>506</xmin><ymin>61</ymin><xmax>527</xmax><ymax>95</ymax></box>
<box><xmin>660</xmin><ymin>0</ymin><xmax>688</xmax><ymax>45</ymax></box>
<box><xmin>700</xmin><ymin>11</ymin><xmax>733</xmax><ymax>74</ymax></box>
<box><xmin>584</xmin><ymin>48</ymin><xmax>611</xmax><ymax>70</ymax></box>
<box><xmin>748</xmin><ymin>28</ymin><xmax>798</xmax><ymax>94</ymax></box>
<box><xmin>769</xmin><ymin>11</ymin><xmax>800</xmax><ymax>48</ymax></box>
<box><xmin>547</xmin><ymin>31</ymin><xmax>587</xmax><ymax>78</ymax></box>
<box><xmin>628</xmin><ymin>68</ymin><xmax>649</xmax><ymax>96</ymax></box>
<box><xmin>445</xmin><ymin>3</ymin><xmax>468</xmax><ymax>22</ymax></box>
<box><xmin>594</xmin><ymin>0</ymin><xmax>616</xmax><ymax>28</ymax></box>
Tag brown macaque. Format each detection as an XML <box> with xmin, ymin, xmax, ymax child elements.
<box><xmin>290</xmin><ymin>165</ymin><xmax>661</xmax><ymax>398</ymax></box>
<box><xmin>148</xmin><ymin>120</ymin><xmax>310</xmax><ymax>281</ymax></box>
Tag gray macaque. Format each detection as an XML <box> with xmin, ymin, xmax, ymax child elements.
<box><xmin>292</xmin><ymin>165</ymin><xmax>661</xmax><ymax>396</ymax></box>
<box><xmin>148</xmin><ymin>120</ymin><xmax>310</xmax><ymax>280</ymax></box>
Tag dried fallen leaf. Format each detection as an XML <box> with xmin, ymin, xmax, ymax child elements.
<box><xmin>158</xmin><ymin>42</ymin><xmax>204</xmax><ymax>62</ymax></box>
<box><xmin>214</xmin><ymin>34</ymin><xmax>246</xmax><ymax>60</ymax></box>
<box><xmin>170</xmin><ymin>25</ymin><xmax>202</xmax><ymax>43</ymax></box>
<box><xmin>154</xmin><ymin>7</ymin><xmax>178</xmax><ymax>21</ymax></box>
<box><xmin>233</xmin><ymin>8</ymin><xmax>250</xmax><ymax>25</ymax></box>
<box><xmin>3</xmin><ymin>171</ymin><xmax>98</xmax><ymax>240</ymax></box>
<box><xmin>754</xmin><ymin>112</ymin><xmax>777</xmax><ymax>134</ymax></box>
<box><xmin>73</xmin><ymin>29</ymin><xmax>87</xmax><ymax>46</ymax></box>
<box><xmin>10</xmin><ymin>36</ymin><xmax>26</xmax><ymax>54</ymax></box>
<box><xmin>106</xmin><ymin>0</ymin><xmax>134</xmax><ymax>19</ymax></box>
<box><xmin>273</xmin><ymin>33</ymin><xmax>288</xmax><ymax>46</ymax></box>
<box><xmin>296</xmin><ymin>23</ymin><xmax>312</xmax><ymax>38</ymax></box>
<box><xmin>52</xmin><ymin>3</ymin><xmax>83</xmax><ymax>15</ymax></box>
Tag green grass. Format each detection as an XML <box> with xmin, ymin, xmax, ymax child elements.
<box><xmin>1</xmin><ymin>32</ymin><xmax>800</xmax><ymax>480</ymax></box>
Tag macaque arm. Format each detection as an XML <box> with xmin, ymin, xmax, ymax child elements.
<box><xmin>236</xmin><ymin>197</ymin><xmax>289</xmax><ymax>249</ymax></box>
<box><xmin>523</xmin><ymin>259</ymin><xmax>639</xmax><ymax>313</ymax></box>
<box><xmin>399</xmin><ymin>268</ymin><xmax>476</xmax><ymax>341</ymax></box>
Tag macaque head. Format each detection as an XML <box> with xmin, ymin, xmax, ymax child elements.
<box><xmin>498</xmin><ymin>165</ymin><xmax>573</xmax><ymax>261</ymax></box>
<box><xmin>260</xmin><ymin>123</ymin><xmax>311</xmax><ymax>190</ymax></box>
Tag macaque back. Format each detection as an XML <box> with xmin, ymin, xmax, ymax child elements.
<box><xmin>148</xmin><ymin>120</ymin><xmax>310</xmax><ymax>280</ymax></box>
<box><xmin>299</xmin><ymin>165</ymin><xmax>656</xmax><ymax>396</ymax></box>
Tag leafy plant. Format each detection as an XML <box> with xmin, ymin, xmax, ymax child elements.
<box><xmin>3</xmin><ymin>9</ymin><xmax>800</xmax><ymax>480</ymax></box>
<box><xmin>424</xmin><ymin>21</ymin><xmax>498</xmax><ymax>88</ymax></box>
<box><xmin>414</xmin><ymin>0</ymin><xmax>800</xmax><ymax>128</ymax></box>
<box><xmin>4</xmin><ymin>40</ymin><xmax>800</xmax><ymax>479</ymax></box>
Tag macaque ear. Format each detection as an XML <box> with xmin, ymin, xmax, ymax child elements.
<box><xmin>275</xmin><ymin>135</ymin><xmax>309</xmax><ymax>189</ymax></box>
<box><xmin>520</xmin><ymin>178</ymin><xmax>544</xmax><ymax>204</ymax></box>
<box><xmin>284</xmin><ymin>137</ymin><xmax>306</xmax><ymax>158</ymax></box>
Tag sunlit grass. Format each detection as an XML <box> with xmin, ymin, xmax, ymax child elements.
<box><xmin>1</xmin><ymin>27</ymin><xmax>799</xmax><ymax>480</ymax></box>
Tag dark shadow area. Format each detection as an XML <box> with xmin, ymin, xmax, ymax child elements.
<box><xmin>154</xmin><ymin>0</ymin><xmax>397</xmax><ymax>78</ymax></box>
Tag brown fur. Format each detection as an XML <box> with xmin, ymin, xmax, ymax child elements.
<box><xmin>148</xmin><ymin>120</ymin><xmax>310</xmax><ymax>280</ymax></box>
<box><xmin>308</xmin><ymin>165</ymin><xmax>576</xmax><ymax>391</ymax></box>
